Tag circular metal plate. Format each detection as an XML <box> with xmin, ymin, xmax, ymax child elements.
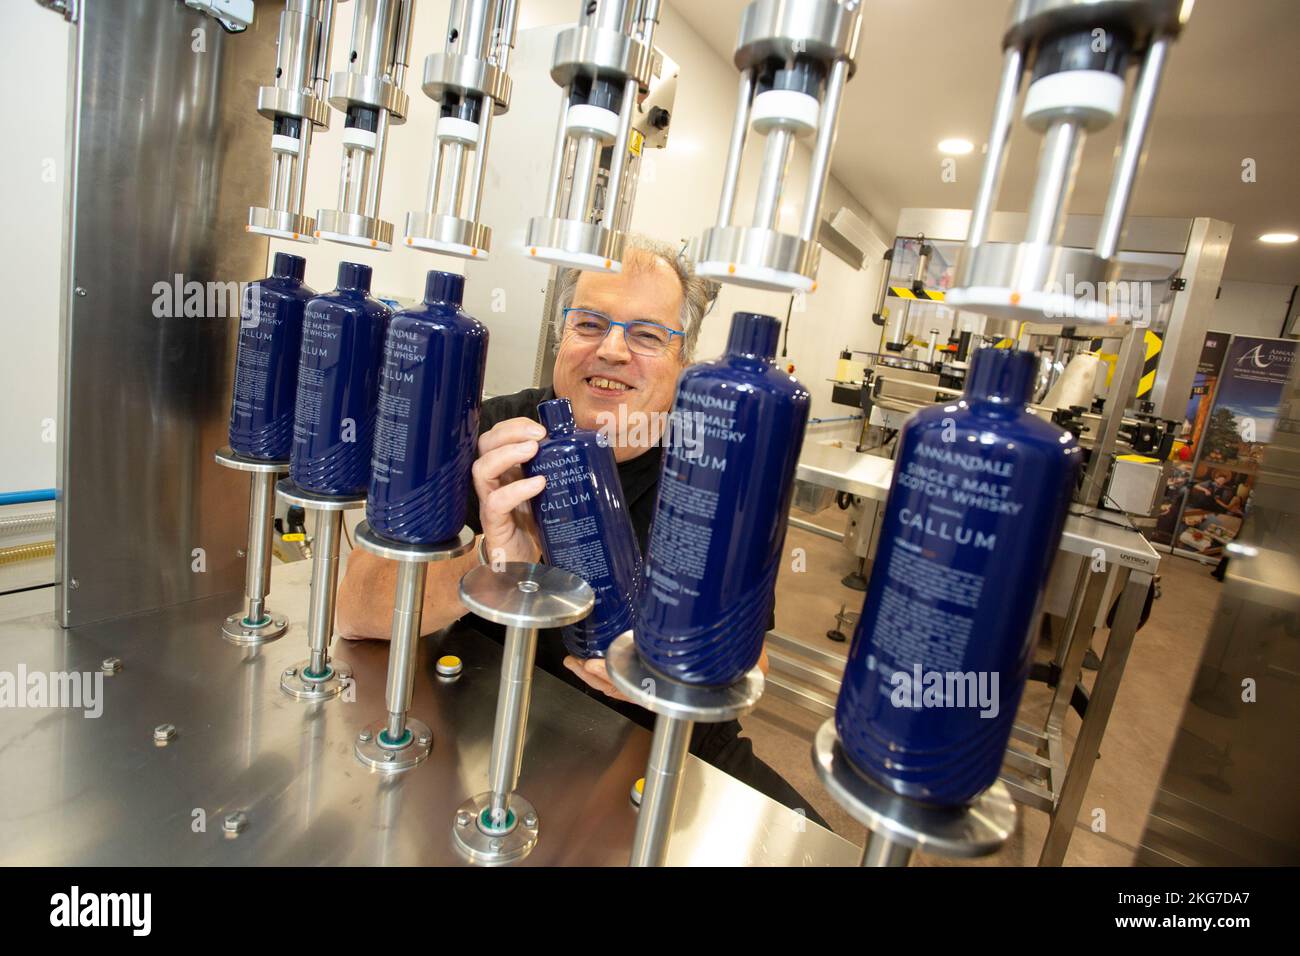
<box><xmin>353</xmin><ymin>521</ymin><xmax>475</xmax><ymax>562</ymax></box>
<box><xmin>458</xmin><ymin>563</ymin><xmax>594</xmax><ymax>629</ymax></box>
<box><xmin>327</xmin><ymin>70</ymin><xmax>409</xmax><ymax>121</ymax></box>
<box><xmin>524</xmin><ymin>216</ymin><xmax>624</xmax><ymax>272</ymax></box>
<box><xmin>247</xmin><ymin>207</ymin><xmax>318</xmax><ymax>243</ymax></box>
<box><xmin>404</xmin><ymin>212</ymin><xmax>492</xmax><ymax>260</ymax></box>
<box><xmin>421</xmin><ymin>51</ymin><xmax>512</xmax><ymax>113</ymax></box>
<box><xmin>256</xmin><ymin>84</ymin><xmax>330</xmax><ymax>126</ymax></box>
<box><xmin>213</xmin><ymin>447</ymin><xmax>288</xmax><ymax>475</ymax></box>
<box><xmin>354</xmin><ymin>718</ymin><xmax>433</xmax><ymax>772</ymax></box>
<box><xmin>274</xmin><ymin>477</ymin><xmax>366</xmax><ymax>511</ymax></box>
<box><xmin>452</xmin><ymin>792</ymin><xmax>539</xmax><ymax>865</ymax></box>
<box><xmin>949</xmin><ymin>241</ymin><xmax>1135</xmax><ymax>324</ymax></box>
<box><xmin>604</xmin><ymin>632</ymin><xmax>764</xmax><ymax>723</ymax></box>
<box><xmin>735</xmin><ymin>0</ymin><xmax>861</xmax><ymax>75</ymax></box>
<box><xmin>280</xmin><ymin>658</ymin><xmax>354</xmax><ymax>701</ymax></box>
<box><xmin>221</xmin><ymin>611</ymin><xmax>288</xmax><ymax>646</ymax></box>
<box><xmin>550</xmin><ymin>25</ymin><xmax>650</xmax><ymax>87</ymax></box>
<box><xmin>314</xmin><ymin>209</ymin><xmax>395</xmax><ymax>251</ymax></box>
<box><xmin>694</xmin><ymin>225</ymin><xmax>819</xmax><ymax>293</ymax></box>
<box><xmin>811</xmin><ymin>719</ymin><xmax>1016</xmax><ymax>858</ymax></box>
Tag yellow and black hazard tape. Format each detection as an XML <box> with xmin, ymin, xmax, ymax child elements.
<box><xmin>887</xmin><ymin>286</ymin><xmax>946</xmax><ymax>302</ymax></box>
<box><xmin>1088</xmin><ymin>330</ymin><xmax>1162</xmax><ymax>395</ymax></box>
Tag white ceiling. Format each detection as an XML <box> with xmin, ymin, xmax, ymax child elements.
<box><xmin>668</xmin><ymin>0</ymin><xmax>1300</xmax><ymax>285</ymax></box>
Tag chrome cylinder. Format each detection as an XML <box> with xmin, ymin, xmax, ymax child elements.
<box><xmin>305</xmin><ymin>509</ymin><xmax>343</xmax><ymax>676</ymax></box>
<box><xmin>966</xmin><ymin>45</ymin><xmax>1022</xmax><ymax>252</ymax></box>
<box><xmin>384</xmin><ymin>559</ymin><xmax>426</xmax><ymax>740</ymax></box>
<box><xmin>629</xmin><ymin>713</ymin><xmax>693</xmax><ymax>867</ymax></box>
<box><xmin>244</xmin><ymin>471</ymin><xmax>276</xmax><ymax>624</ymax></box>
<box><xmin>487</xmin><ymin>624</ymin><xmax>539</xmax><ymax>822</ymax></box>
<box><xmin>861</xmin><ymin>830</ymin><xmax>913</xmax><ymax>867</ymax></box>
<box><xmin>752</xmin><ymin>127</ymin><xmax>793</xmax><ymax>230</ymax></box>
<box><xmin>1023</xmin><ymin>118</ymin><xmax>1084</xmax><ymax>248</ymax></box>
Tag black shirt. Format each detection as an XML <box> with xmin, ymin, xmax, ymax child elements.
<box><xmin>462</xmin><ymin>385</ymin><xmax>739</xmax><ymax>755</ymax></box>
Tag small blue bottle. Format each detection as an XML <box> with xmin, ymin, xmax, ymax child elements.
<box><xmin>636</xmin><ymin>312</ymin><xmax>811</xmax><ymax>685</ymax></box>
<box><xmin>367</xmin><ymin>270</ymin><xmax>489</xmax><ymax>543</ymax></box>
<box><xmin>835</xmin><ymin>347</ymin><xmax>1082</xmax><ymax>807</ymax></box>
<box><xmin>524</xmin><ymin>398</ymin><xmax>641</xmax><ymax>658</ymax></box>
<box><xmin>290</xmin><ymin>261</ymin><xmax>390</xmax><ymax>497</ymax></box>
<box><xmin>228</xmin><ymin>252</ymin><xmax>314</xmax><ymax>460</ymax></box>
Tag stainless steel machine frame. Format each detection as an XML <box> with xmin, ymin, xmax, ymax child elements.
<box><xmin>274</xmin><ymin>478</ymin><xmax>362</xmax><ymax>700</ymax></box>
<box><xmin>352</xmin><ymin>520</ymin><xmax>474</xmax><ymax>772</ymax></box>
<box><xmin>947</xmin><ymin>0</ymin><xmax>1192</xmax><ymax>325</ymax></box>
<box><xmin>247</xmin><ymin>0</ymin><xmax>338</xmax><ymax>242</ymax></box>
<box><xmin>693</xmin><ymin>0</ymin><xmax>862</xmax><ymax>293</ymax></box>
<box><xmin>56</xmin><ymin>0</ymin><xmax>277</xmax><ymax>629</ymax></box>
<box><xmin>524</xmin><ymin>0</ymin><xmax>661</xmax><ymax>272</ymax></box>
<box><xmin>214</xmin><ymin>448</ymin><xmax>291</xmax><ymax>645</ymax></box>
<box><xmin>454</xmin><ymin>563</ymin><xmax>594</xmax><ymax>864</ymax></box>
<box><xmin>605</xmin><ymin>632</ymin><xmax>765</xmax><ymax>867</ymax></box>
<box><xmin>405</xmin><ymin>0</ymin><xmax>520</xmax><ymax>260</ymax></box>
<box><xmin>315</xmin><ymin>0</ymin><xmax>415</xmax><ymax>251</ymax></box>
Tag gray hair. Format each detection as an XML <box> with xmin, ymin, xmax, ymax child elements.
<box><xmin>552</xmin><ymin>233</ymin><xmax>721</xmax><ymax>364</ymax></box>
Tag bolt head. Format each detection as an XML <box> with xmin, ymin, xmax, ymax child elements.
<box><xmin>358</xmin><ymin>730</ymin><xmax>372</xmax><ymax>742</ymax></box>
<box><xmin>69</xmin><ymin>579</ymin><xmax>79</xmax><ymax>590</ymax></box>
<box><xmin>237</xmin><ymin>548</ymin><xmax>247</xmax><ymax>558</ymax></box>
<box><xmin>490</xmin><ymin>838</ymin><xmax>504</xmax><ymax>850</ymax></box>
<box><xmin>153</xmin><ymin>723</ymin><xmax>175</xmax><ymax>741</ymax></box>
<box><xmin>456</xmin><ymin>811</ymin><xmax>471</xmax><ymax>827</ymax></box>
<box><xmin>284</xmin><ymin>667</ymin><xmax>297</xmax><ymax>677</ymax></box>
<box><xmin>223</xmin><ymin>811</ymin><xmax>247</xmax><ymax>833</ymax></box>
<box><xmin>101</xmin><ymin>657</ymin><xmax>121</xmax><ymax>674</ymax></box>
<box><xmin>523</xmin><ymin>812</ymin><xmax>538</xmax><ymax>828</ymax></box>
<box><xmin>417</xmin><ymin>734</ymin><xmax>430</xmax><ymax>747</ymax></box>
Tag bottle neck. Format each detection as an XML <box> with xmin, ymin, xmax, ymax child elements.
<box><xmin>725</xmin><ymin>312</ymin><xmax>780</xmax><ymax>362</ymax></box>
<box><xmin>538</xmin><ymin>398</ymin><xmax>576</xmax><ymax>435</ymax></box>
<box><xmin>965</xmin><ymin>348</ymin><xmax>1036</xmax><ymax>407</ymax></box>
<box><xmin>423</xmin><ymin>270</ymin><xmax>464</xmax><ymax>308</ymax></box>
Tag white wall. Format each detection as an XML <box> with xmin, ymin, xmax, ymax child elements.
<box><xmin>1210</xmin><ymin>279</ymin><xmax>1296</xmax><ymax>339</ymax></box>
<box><xmin>0</xmin><ymin>4</ymin><xmax>69</xmax><ymax>496</ymax></box>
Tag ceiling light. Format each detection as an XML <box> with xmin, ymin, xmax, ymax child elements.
<box><xmin>1258</xmin><ymin>232</ymin><xmax>1298</xmax><ymax>244</ymax></box>
<box><xmin>938</xmin><ymin>138</ymin><xmax>974</xmax><ymax>155</ymax></box>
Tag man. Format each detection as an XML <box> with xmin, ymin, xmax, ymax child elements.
<box><xmin>336</xmin><ymin>234</ymin><xmax>823</xmax><ymax>824</ymax></box>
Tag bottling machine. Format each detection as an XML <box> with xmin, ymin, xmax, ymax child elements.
<box><xmin>3</xmin><ymin>0</ymin><xmax>1230</xmax><ymax>869</ymax></box>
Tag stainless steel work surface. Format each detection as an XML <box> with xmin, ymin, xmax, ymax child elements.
<box><xmin>0</xmin><ymin>567</ymin><xmax>856</xmax><ymax>866</ymax></box>
<box><xmin>1059</xmin><ymin>511</ymin><xmax>1161</xmax><ymax>575</ymax></box>
<box><xmin>797</xmin><ymin>440</ymin><xmax>895</xmax><ymax>501</ymax></box>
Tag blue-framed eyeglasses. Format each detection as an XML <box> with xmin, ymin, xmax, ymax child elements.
<box><xmin>562</xmin><ymin>307</ymin><xmax>684</xmax><ymax>357</ymax></box>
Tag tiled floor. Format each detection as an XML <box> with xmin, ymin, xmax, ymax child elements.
<box><xmin>744</xmin><ymin>506</ymin><xmax>1220</xmax><ymax>866</ymax></box>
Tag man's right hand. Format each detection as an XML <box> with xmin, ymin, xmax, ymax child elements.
<box><xmin>471</xmin><ymin>417</ymin><xmax>548</xmax><ymax>565</ymax></box>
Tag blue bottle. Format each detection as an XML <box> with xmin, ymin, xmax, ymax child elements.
<box><xmin>636</xmin><ymin>312</ymin><xmax>810</xmax><ymax>685</ymax></box>
<box><xmin>367</xmin><ymin>270</ymin><xmax>489</xmax><ymax>543</ymax></box>
<box><xmin>228</xmin><ymin>252</ymin><xmax>314</xmax><ymax>460</ymax></box>
<box><xmin>290</xmin><ymin>261</ymin><xmax>390</xmax><ymax>497</ymax></box>
<box><xmin>524</xmin><ymin>398</ymin><xmax>641</xmax><ymax>658</ymax></box>
<box><xmin>835</xmin><ymin>347</ymin><xmax>1082</xmax><ymax>807</ymax></box>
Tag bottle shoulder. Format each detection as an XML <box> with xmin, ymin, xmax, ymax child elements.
<box><xmin>908</xmin><ymin>402</ymin><xmax>1079</xmax><ymax>460</ymax></box>
<box><xmin>389</xmin><ymin>304</ymin><xmax>486</xmax><ymax>335</ymax></box>
<box><xmin>680</xmin><ymin>357</ymin><xmax>810</xmax><ymax>403</ymax></box>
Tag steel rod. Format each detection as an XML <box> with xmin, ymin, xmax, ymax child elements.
<box><xmin>383</xmin><ymin>558</ymin><xmax>426</xmax><ymax>741</ymax></box>
<box><xmin>966</xmin><ymin>46</ymin><xmax>1023</xmax><ymax>251</ymax></box>
<box><xmin>306</xmin><ymin>508</ymin><xmax>343</xmax><ymax>677</ymax></box>
<box><xmin>244</xmin><ymin>470</ymin><xmax>276</xmax><ymax>624</ymax></box>
<box><xmin>487</xmin><ymin>623</ymin><xmax>539</xmax><ymax>823</ymax></box>
<box><xmin>629</xmin><ymin>713</ymin><xmax>693</xmax><ymax>866</ymax></box>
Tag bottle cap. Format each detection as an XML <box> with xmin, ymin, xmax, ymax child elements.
<box><xmin>725</xmin><ymin>312</ymin><xmax>780</xmax><ymax>361</ymax></box>
<box><xmin>966</xmin><ymin>347</ymin><xmax>1037</xmax><ymax>405</ymax></box>
<box><xmin>272</xmin><ymin>252</ymin><xmax>306</xmax><ymax>281</ymax></box>
<box><xmin>424</xmin><ymin>270</ymin><xmax>465</xmax><ymax>307</ymax></box>
<box><xmin>537</xmin><ymin>398</ymin><xmax>576</xmax><ymax>434</ymax></box>
<box><xmin>335</xmin><ymin>261</ymin><xmax>372</xmax><ymax>293</ymax></box>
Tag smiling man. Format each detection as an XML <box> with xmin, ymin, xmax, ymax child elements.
<box><xmin>336</xmin><ymin>233</ymin><xmax>824</xmax><ymax>824</ymax></box>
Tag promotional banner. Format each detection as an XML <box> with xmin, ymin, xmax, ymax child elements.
<box><xmin>1163</xmin><ymin>335</ymin><xmax>1298</xmax><ymax>558</ymax></box>
<box><xmin>1151</xmin><ymin>331</ymin><xmax>1231</xmax><ymax>546</ymax></box>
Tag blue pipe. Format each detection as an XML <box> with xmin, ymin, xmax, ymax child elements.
<box><xmin>0</xmin><ymin>488</ymin><xmax>56</xmax><ymax>505</ymax></box>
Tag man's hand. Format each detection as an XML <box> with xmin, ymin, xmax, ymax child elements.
<box><xmin>563</xmin><ymin>655</ymin><xmax>633</xmax><ymax>703</ymax></box>
<box><xmin>471</xmin><ymin>417</ymin><xmax>548</xmax><ymax>565</ymax></box>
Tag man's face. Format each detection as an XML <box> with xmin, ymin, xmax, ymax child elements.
<box><xmin>552</xmin><ymin>255</ymin><xmax>686</xmax><ymax>459</ymax></box>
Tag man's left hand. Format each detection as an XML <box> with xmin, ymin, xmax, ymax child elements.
<box><xmin>563</xmin><ymin>655</ymin><xmax>632</xmax><ymax>703</ymax></box>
